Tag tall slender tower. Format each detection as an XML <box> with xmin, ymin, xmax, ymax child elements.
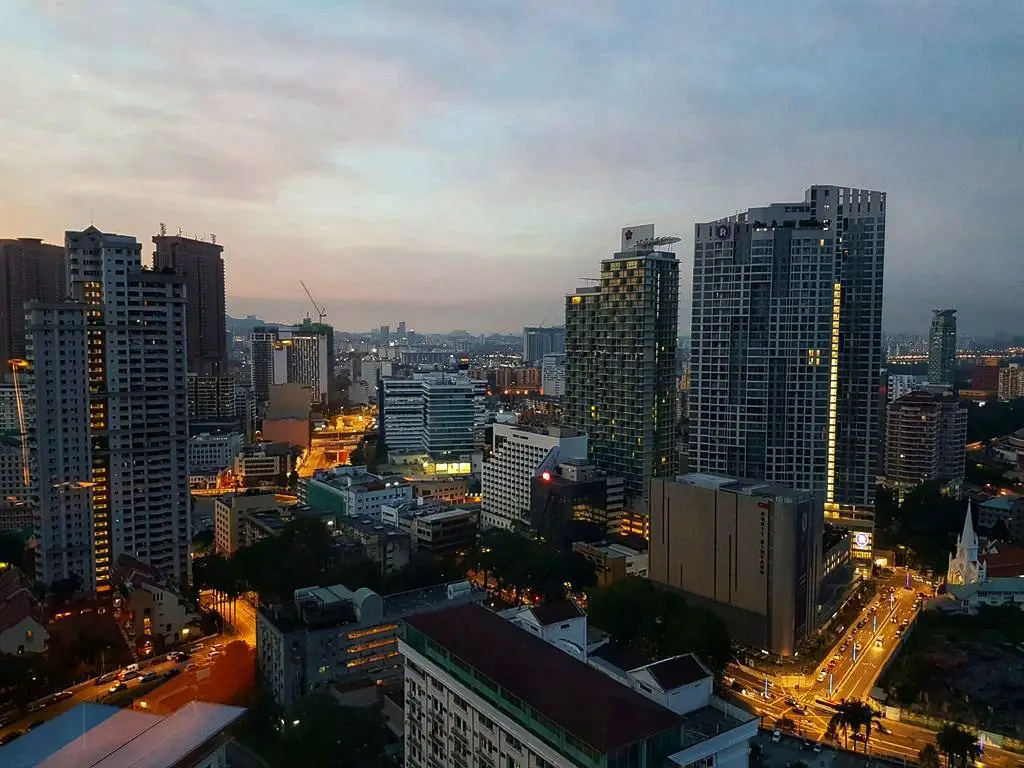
<box><xmin>564</xmin><ymin>225</ymin><xmax>680</xmax><ymax>500</ymax></box>
<box><xmin>152</xmin><ymin>233</ymin><xmax>227</xmax><ymax>375</ymax></box>
<box><xmin>0</xmin><ymin>238</ymin><xmax>65</xmax><ymax>365</ymax></box>
<box><xmin>56</xmin><ymin>226</ymin><xmax>191</xmax><ymax>589</ymax></box>
<box><xmin>689</xmin><ymin>186</ymin><xmax>886</xmax><ymax>542</ymax></box>
<box><xmin>927</xmin><ymin>309</ymin><xmax>957</xmax><ymax>386</ymax></box>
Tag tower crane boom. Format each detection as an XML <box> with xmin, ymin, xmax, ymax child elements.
<box><xmin>300</xmin><ymin>280</ymin><xmax>327</xmax><ymax>323</ymax></box>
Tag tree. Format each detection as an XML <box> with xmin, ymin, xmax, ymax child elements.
<box><xmin>281</xmin><ymin>693</ymin><xmax>386</xmax><ymax>767</ymax></box>
<box><xmin>49</xmin><ymin>572</ymin><xmax>83</xmax><ymax>604</ymax></box>
<box><xmin>936</xmin><ymin>722</ymin><xmax>979</xmax><ymax>767</ymax></box>
<box><xmin>988</xmin><ymin>518</ymin><xmax>1013</xmax><ymax>543</ymax></box>
<box><xmin>587</xmin><ymin>577</ymin><xmax>732</xmax><ymax>674</ymax></box>
<box><xmin>918</xmin><ymin>743</ymin><xmax>942</xmax><ymax>768</ymax></box>
<box><xmin>0</xmin><ymin>532</ymin><xmax>27</xmax><ymax>568</ymax></box>
<box><xmin>826</xmin><ymin>700</ymin><xmax>878</xmax><ymax>752</ymax></box>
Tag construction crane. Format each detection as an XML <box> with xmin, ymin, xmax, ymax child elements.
<box><xmin>300</xmin><ymin>280</ymin><xmax>327</xmax><ymax>323</ymax></box>
<box><xmin>8</xmin><ymin>359</ymin><xmax>31</xmax><ymax>487</ymax></box>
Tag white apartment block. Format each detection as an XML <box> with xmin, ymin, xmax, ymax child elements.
<box><xmin>887</xmin><ymin>373</ymin><xmax>926</xmax><ymax>402</ymax></box>
<box><xmin>999</xmin><ymin>364</ymin><xmax>1024</xmax><ymax>402</ymax></box>
<box><xmin>541</xmin><ymin>352</ymin><xmax>566</xmax><ymax>397</ymax></box>
<box><xmin>188</xmin><ymin>432</ymin><xmax>246</xmax><ymax>473</ymax></box>
<box><xmin>481</xmin><ymin>425</ymin><xmax>587</xmax><ymax>530</ymax></box>
<box><xmin>401</xmin><ymin>602</ymin><xmax>757</xmax><ymax>768</ymax></box>
<box><xmin>380</xmin><ymin>373</ymin><xmax>487</xmax><ymax>455</ymax></box>
<box><xmin>25</xmin><ymin>303</ymin><xmax>95</xmax><ymax>588</ymax></box>
<box><xmin>285</xmin><ymin>330</ymin><xmax>331</xmax><ymax>406</ymax></box>
<box><xmin>63</xmin><ymin>226</ymin><xmax>191</xmax><ymax>588</ymax></box>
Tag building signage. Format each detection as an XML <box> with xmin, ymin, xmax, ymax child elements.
<box><xmin>851</xmin><ymin>530</ymin><xmax>873</xmax><ymax>558</ymax></box>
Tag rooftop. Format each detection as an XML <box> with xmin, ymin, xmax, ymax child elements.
<box><xmin>405</xmin><ymin>603</ymin><xmax>685</xmax><ymax>754</ymax></box>
<box><xmin>642</xmin><ymin>654</ymin><xmax>711</xmax><ymax>690</ymax></box>
<box><xmin>672</xmin><ymin>473</ymin><xmax>811</xmax><ymax>501</ymax></box>
<box><xmin>981</xmin><ymin>495</ymin><xmax>1021</xmax><ymax>511</ymax></box>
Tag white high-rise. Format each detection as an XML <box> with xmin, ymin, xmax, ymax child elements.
<box><xmin>30</xmin><ymin>226</ymin><xmax>192</xmax><ymax>591</ymax></box>
<box><xmin>379</xmin><ymin>373</ymin><xmax>486</xmax><ymax>455</ymax></box>
<box><xmin>540</xmin><ymin>352</ymin><xmax>566</xmax><ymax>397</ymax></box>
<box><xmin>480</xmin><ymin>425</ymin><xmax>587</xmax><ymax>530</ymax></box>
<box><xmin>26</xmin><ymin>303</ymin><xmax>95</xmax><ymax>587</ymax></box>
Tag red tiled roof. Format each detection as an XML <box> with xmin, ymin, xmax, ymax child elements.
<box><xmin>985</xmin><ymin>544</ymin><xmax>1024</xmax><ymax>578</ymax></box>
<box><xmin>0</xmin><ymin>567</ymin><xmax>43</xmax><ymax>632</ymax></box>
<box><xmin>406</xmin><ymin>603</ymin><xmax>684</xmax><ymax>754</ymax></box>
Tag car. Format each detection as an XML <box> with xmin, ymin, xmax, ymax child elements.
<box><xmin>95</xmin><ymin>672</ymin><xmax>118</xmax><ymax>685</ymax></box>
<box><xmin>771</xmin><ymin>730</ymin><xmax>781</xmax><ymax>743</ymax></box>
<box><xmin>793</xmin><ymin>705</ymin><xmax>807</xmax><ymax>715</ymax></box>
<box><xmin>0</xmin><ymin>730</ymin><xmax>24</xmax><ymax>745</ymax></box>
<box><xmin>817</xmin><ymin>670</ymin><xmax>827</xmax><ymax>682</ymax></box>
<box><xmin>27</xmin><ymin>719</ymin><xmax>45</xmax><ymax>731</ymax></box>
<box><xmin>813</xmin><ymin>742</ymin><xmax>822</xmax><ymax>754</ymax></box>
<box><xmin>55</xmin><ymin>690</ymin><xmax>73</xmax><ymax>702</ymax></box>
<box><xmin>891</xmin><ymin>616</ymin><xmax>899</xmax><ymax>624</ymax></box>
<box><xmin>138</xmin><ymin>671</ymin><xmax>159</xmax><ymax>683</ymax></box>
<box><xmin>108</xmin><ymin>682</ymin><xmax>127</xmax><ymax>694</ymax></box>
<box><xmin>878</xmin><ymin>724</ymin><xmax>892</xmax><ymax>735</ymax></box>
<box><xmin>785</xmin><ymin>697</ymin><xmax>798</xmax><ymax>707</ymax></box>
<box><xmin>802</xmin><ymin>739</ymin><xmax>813</xmax><ymax>749</ymax></box>
<box><xmin>163</xmin><ymin>668</ymin><xmax>181</xmax><ymax>679</ymax></box>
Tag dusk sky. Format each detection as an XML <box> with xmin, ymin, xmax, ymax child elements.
<box><xmin>1</xmin><ymin>1</ymin><xmax>1021</xmax><ymax>335</ymax></box>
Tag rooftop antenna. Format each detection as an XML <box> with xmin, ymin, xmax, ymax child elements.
<box><xmin>300</xmin><ymin>280</ymin><xmax>328</xmax><ymax>323</ymax></box>
<box><xmin>211</xmin><ymin>233</ymin><xmax>217</xmax><ymax>245</ymax></box>
<box><xmin>159</xmin><ymin>222</ymin><xmax>167</xmax><ymax>236</ymax></box>
<box><xmin>177</xmin><ymin>227</ymin><xmax>182</xmax><ymax>236</ymax></box>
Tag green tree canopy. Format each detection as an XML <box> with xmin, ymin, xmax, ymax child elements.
<box><xmin>281</xmin><ymin>693</ymin><xmax>386</xmax><ymax>768</ymax></box>
<box><xmin>586</xmin><ymin>577</ymin><xmax>732</xmax><ymax>674</ymax></box>
<box><xmin>936</xmin><ymin>722</ymin><xmax>979</xmax><ymax>767</ymax></box>
<box><xmin>918</xmin><ymin>743</ymin><xmax>941</xmax><ymax>768</ymax></box>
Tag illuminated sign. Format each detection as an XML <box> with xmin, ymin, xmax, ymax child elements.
<box><xmin>757</xmin><ymin>501</ymin><xmax>769</xmax><ymax>510</ymax></box>
<box><xmin>851</xmin><ymin>531</ymin><xmax>873</xmax><ymax>558</ymax></box>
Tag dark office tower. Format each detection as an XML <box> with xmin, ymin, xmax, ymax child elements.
<box><xmin>152</xmin><ymin>233</ymin><xmax>227</xmax><ymax>375</ymax></box>
<box><xmin>522</xmin><ymin>326</ymin><xmax>566</xmax><ymax>365</ymax></box>
<box><xmin>564</xmin><ymin>225</ymin><xmax>680</xmax><ymax>500</ymax></box>
<box><xmin>927</xmin><ymin>309</ymin><xmax>957</xmax><ymax>386</ymax></box>
<box><xmin>689</xmin><ymin>186</ymin><xmax>886</xmax><ymax>542</ymax></box>
<box><xmin>0</xmin><ymin>238</ymin><xmax>65</xmax><ymax>364</ymax></box>
<box><xmin>249</xmin><ymin>326</ymin><xmax>279</xmax><ymax>402</ymax></box>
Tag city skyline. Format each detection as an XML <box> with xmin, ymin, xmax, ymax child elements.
<box><xmin>1</xmin><ymin>2</ymin><xmax>1021</xmax><ymax>334</ymax></box>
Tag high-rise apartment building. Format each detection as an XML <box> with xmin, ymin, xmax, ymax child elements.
<box><xmin>564</xmin><ymin>225</ymin><xmax>679</xmax><ymax>500</ymax></box>
<box><xmin>0</xmin><ymin>238</ymin><xmax>65</xmax><ymax>364</ymax></box>
<box><xmin>186</xmin><ymin>374</ymin><xmax>237</xmax><ymax>422</ymax></box>
<box><xmin>649</xmin><ymin>475</ymin><xmax>822</xmax><ymax>656</ymax></box>
<box><xmin>249</xmin><ymin>326</ymin><xmax>279</xmax><ymax>402</ymax></box>
<box><xmin>481</xmin><ymin>425</ymin><xmax>588</xmax><ymax>530</ymax></box>
<box><xmin>285</xmin><ymin>319</ymin><xmax>335</xmax><ymax>408</ymax></box>
<box><xmin>378</xmin><ymin>373</ymin><xmax>487</xmax><ymax>455</ymax></box>
<box><xmin>999</xmin><ymin>364</ymin><xmax>1024</xmax><ymax>402</ymax></box>
<box><xmin>39</xmin><ymin>226</ymin><xmax>191</xmax><ymax>590</ymax></box>
<box><xmin>522</xmin><ymin>326</ymin><xmax>565</xmax><ymax>365</ymax></box>
<box><xmin>540</xmin><ymin>352</ymin><xmax>566</xmax><ymax>397</ymax></box>
<box><xmin>882</xmin><ymin>390</ymin><xmax>967</xmax><ymax>499</ymax></box>
<box><xmin>25</xmin><ymin>303</ymin><xmax>95</xmax><ymax>587</ymax></box>
<box><xmin>689</xmin><ymin>187</ymin><xmax>886</xmax><ymax>533</ymax></box>
<box><xmin>927</xmin><ymin>309</ymin><xmax>957</xmax><ymax>386</ymax></box>
<box><xmin>152</xmin><ymin>233</ymin><xmax>227</xmax><ymax>375</ymax></box>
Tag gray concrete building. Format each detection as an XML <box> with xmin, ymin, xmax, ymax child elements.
<box><xmin>564</xmin><ymin>225</ymin><xmax>680</xmax><ymax>500</ymax></box>
<box><xmin>688</xmin><ymin>186</ymin><xmax>886</xmax><ymax>536</ymax></box>
<box><xmin>927</xmin><ymin>309</ymin><xmax>957</xmax><ymax>386</ymax></box>
<box><xmin>649</xmin><ymin>474</ymin><xmax>822</xmax><ymax>656</ymax></box>
<box><xmin>256</xmin><ymin>579</ymin><xmax>483</xmax><ymax>707</ymax></box>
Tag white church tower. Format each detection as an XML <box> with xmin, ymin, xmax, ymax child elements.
<box><xmin>947</xmin><ymin>502</ymin><xmax>986</xmax><ymax>585</ymax></box>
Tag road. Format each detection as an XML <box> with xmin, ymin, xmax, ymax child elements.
<box><xmin>729</xmin><ymin>568</ymin><xmax>1020</xmax><ymax>767</ymax></box>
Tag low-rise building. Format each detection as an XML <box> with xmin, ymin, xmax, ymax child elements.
<box><xmin>116</xmin><ymin>554</ymin><xmax>193</xmax><ymax>653</ymax></box>
<box><xmin>213</xmin><ymin>491</ymin><xmax>283</xmax><ymax>556</ymax></box>
<box><xmin>303</xmin><ymin>466</ymin><xmax>413</xmax><ymax>518</ymax></box>
<box><xmin>572</xmin><ymin>540</ymin><xmax>648</xmax><ymax>586</ymax></box>
<box><xmin>188</xmin><ymin>431</ymin><xmax>245</xmax><ymax>474</ymax></box>
<box><xmin>530</xmin><ymin>458</ymin><xmax>625</xmax><ymax>543</ymax></box>
<box><xmin>999</xmin><ymin>363</ymin><xmax>1024</xmax><ymax>402</ymax></box>
<box><xmin>400</xmin><ymin>602</ymin><xmax>757</xmax><ymax>768</ymax></box>
<box><xmin>380</xmin><ymin>498</ymin><xmax>479</xmax><ymax>555</ymax></box>
<box><xmin>256</xmin><ymin>579</ymin><xmax>483</xmax><ymax>707</ymax></box>
<box><xmin>241</xmin><ymin>510</ymin><xmax>288</xmax><ymax>547</ymax></box>
<box><xmin>334</xmin><ymin>516</ymin><xmax>412</xmax><ymax>574</ymax></box>
<box><xmin>410</xmin><ymin>477</ymin><xmax>471</xmax><ymax>504</ymax></box>
<box><xmin>0</xmin><ymin>567</ymin><xmax>48</xmax><ymax>654</ymax></box>
<box><xmin>232</xmin><ymin>442</ymin><xmax>292</xmax><ymax>486</ymax></box>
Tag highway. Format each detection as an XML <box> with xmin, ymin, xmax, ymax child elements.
<box><xmin>728</xmin><ymin>569</ymin><xmax>1019</xmax><ymax>767</ymax></box>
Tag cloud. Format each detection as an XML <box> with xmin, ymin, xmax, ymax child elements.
<box><xmin>0</xmin><ymin>0</ymin><xmax>1021</xmax><ymax>334</ymax></box>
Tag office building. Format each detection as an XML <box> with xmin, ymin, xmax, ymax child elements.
<box><xmin>529</xmin><ymin>458</ymin><xmax>625</xmax><ymax>543</ymax></box>
<box><xmin>380</xmin><ymin>498</ymin><xmax>479</xmax><ymax>555</ymax></box>
<box><xmin>283</xmin><ymin>319</ymin><xmax>336</xmax><ymax>407</ymax></box>
<box><xmin>249</xmin><ymin>326</ymin><xmax>280</xmax><ymax>402</ymax></box>
<box><xmin>565</xmin><ymin>225</ymin><xmax>679</xmax><ymax>501</ymax></box>
<box><xmin>522</xmin><ymin>326</ymin><xmax>565</xmax><ymax>365</ymax></box>
<box><xmin>927</xmin><ymin>309</ymin><xmax>957</xmax><ymax>386</ymax></box>
<box><xmin>400</xmin><ymin>602</ymin><xmax>757</xmax><ymax>768</ymax></box>
<box><xmin>214</xmin><ymin>491</ymin><xmax>284</xmax><ymax>556</ymax></box>
<box><xmin>50</xmin><ymin>226</ymin><xmax>191</xmax><ymax>588</ymax></box>
<box><xmin>25</xmin><ymin>302</ymin><xmax>95</xmax><ymax>588</ymax></box>
<box><xmin>689</xmin><ymin>187</ymin><xmax>886</xmax><ymax>532</ymax></box>
<box><xmin>882</xmin><ymin>390</ymin><xmax>967</xmax><ymax>499</ymax></box>
<box><xmin>999</xmin><ymin>363</ymin><xmax>1024</xmax><ymax>402</ymax></box>
<box><xmin>256</xmin><ymin>579</ymin><xmax>483</xmax><ymax>707</ymax></box>
<box><xmin>541</xmin><ymin>352</ymin><xmax>567</xmax><ymax>397</ymax></box>
<box><xmin>232</xmin><ymin>442</ymin><xmax>292</xmax><ymax>485</ymax></box>
<box><xmin>188</xmin><ymin>431</ymin><xmax>245</xmax><ymax>473</ymax></box>
<box><xmin>481</xmin><ymin>425</ymin><xmax>588</xmax><ymax>531</ymax></box>
<box><xmin>303</xmin><ymin>466</ymin><xmax>413</xmax><ymax>518</ymax></box>
<box><xmin>649</xmin><ymin>474</ymin><xmax>822</xmax><ymax>656</ymax></box>
<box><xmin>152</xmin><ymin>233</ymin><xmax>227</xmax><ymax>375</ymax></box>
<box><xmin>0</xmin><ymin>237</ymin><xmax>65</xmax><ymax>365</ymax></box>
<box><xmin>379</xmin><ymin>373</ymin><xmax>487</xmax><ymax>455</ymax></box>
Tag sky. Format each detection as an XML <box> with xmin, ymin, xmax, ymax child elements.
<box><xmin>1</xmin><ymin>1</ymin><xmax>1021</xmax><ymax>335</ymax></box>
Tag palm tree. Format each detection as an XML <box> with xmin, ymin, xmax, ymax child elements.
<box><xmin>918</xmin><ymin>744</ymin><xmax>941</xmax><ymax>768</ymax></box>
<box><xmin>827</xmin><ymin>699</ymin><xmax>879</xmax><ymax>753</ymax></box>
<box><xmin>936</xmin><ymin>722</ymin><xmax>979</xmax><ymax>767</ymax></box>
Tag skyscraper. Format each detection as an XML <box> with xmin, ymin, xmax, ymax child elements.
<box><xmin>689</xmin><ymin>186</ymin><xmax>886</xmax><ymax>536</ymax></box>
<box><xmin>564</xmin><ymin>225</ymin><xmax>679</xmax><ymax>500</ymax></box>
<box><xmin>249</xmin><ymin>326</ymin><xmax>280</xmax><ymax>402</ymax></box>
<box><xmin>152</xmin><ymin>233</ymin><xmax>227</xmax><ymax>375</ymax></box>
<box><xmin>927</xmin><ymin>309</ymin><xmax>957</xmax><ymax>386</ymax></box>
<box><xmin>0</xmin><ymin>238</ymin><xmax>65</xmax><ymax>364</ymax></box>
<box><xmin>49</xmin><ymin>226</ymin><xmax>190</xmax><ymax>589</ymax></box>
<box><xmin>882</xmin><ymin>390</ymin><xmax>967</xmax><ymax>500</ymax></box>
<box><xmin>522</xmin><ymin>326</ymin><xmax>565</xmax><ymax>365</ymax></box>
<box><xmin>287</xmin><ymin>319</ymin><xmax>336</xmax><ymax>408</ymax></box>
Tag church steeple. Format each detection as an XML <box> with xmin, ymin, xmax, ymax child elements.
<box><xmin>948</xmin><ymin>501</ymin><xmax>982</xmax><ymax>586</ymax></box>
<box><xmin>960</xmin><ymin>501</ymin><xmax>979</xmax><ymax>563</ymax></box>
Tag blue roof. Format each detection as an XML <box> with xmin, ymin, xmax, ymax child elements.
<box><xmin>0</xmin><ymin>704</ymin><xmax>156</xmax><ymax>768</ymax></box>
<box><xmin>981</xmin><ymin>496</ymin><xmax>1019</xmax><ymax>511</ymax></box>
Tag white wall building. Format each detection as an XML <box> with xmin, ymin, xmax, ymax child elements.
<box><xmin>401</xmin><ymin>602</ymin><xmax>757</xmax><ymax>768</ymax></box>
<box><xmin>26</xmin><ymin>303</ymin><xmax>95</xmax><ymax>588</ymax></box>
<box><xmin>887</xmin><ymin>373</ymin><xmax>927</xmax><ymax>402</ymax></box>
<box><xmin>481</xmin><ymin>425</ymin><xmax>587</xmax><ymax>530</ymax></box>
<box><xmin>999</xmin><ymin>364</ymin><xmax>1024</xmax><ymax>402</ymax></box>
<box><xmin>380</xmin><ymin>373</ymin><xmax>486</xmax><ymax>455</ymax></box>
<box><xmin>188</xmin><ymin>432</ymin><xmax>246</xmax><ymax>473</ymax></box>
<box><xmin>541</xmin><ymin>352</ymin><xmax>566</xmax><ymax>397</ymax></box>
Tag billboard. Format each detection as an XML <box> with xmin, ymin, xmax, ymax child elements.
<box><xmin>851</xmin><ymin>530</ymin><xmax>874</xmax><ymax>558</ymax></box>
